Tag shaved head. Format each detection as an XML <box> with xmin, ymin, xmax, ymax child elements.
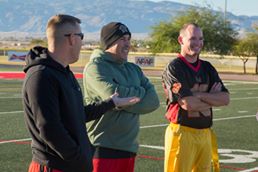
<box><xmin>179</xmin><ymin>23</ymin><xmax>201</xmax><ymax>37</ymax></box>
<box><xmin>46</xmin><ymin>14</ymin><xmax>81</xmax><ymax>43</ymax></box>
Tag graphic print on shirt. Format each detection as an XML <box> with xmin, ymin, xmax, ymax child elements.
<box><xmin>188</xmin><ymin>75</ymin><xmax>210</xmax><ymax>118</ymax></box>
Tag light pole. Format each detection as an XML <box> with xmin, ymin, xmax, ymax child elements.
<box><xmin>224</xmin><ymin>0</ymin><xmax>227</xmax><ymax>24</ymax></box>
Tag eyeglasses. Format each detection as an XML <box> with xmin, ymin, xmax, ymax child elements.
<box><xmin>64</xmin><ymin>33</ymin><xmax>84</xmax><ymax>40</ymax></box>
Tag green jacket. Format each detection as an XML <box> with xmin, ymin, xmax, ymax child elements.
<box><xmin>83</xmin><ymin>49</ymin><xmax>160</xmax><ymax>153</ymax></box>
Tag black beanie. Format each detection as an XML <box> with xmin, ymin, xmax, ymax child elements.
<box><xmin>100</xmin><ymin>22</ymin><xmax>131</xmax><ymax>50</ymax></box>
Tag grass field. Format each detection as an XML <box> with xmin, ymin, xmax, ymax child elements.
<box><xmin>0</xmin><ymin>77</ymin><xmax>258</xmax><ymax>172</ymax></box>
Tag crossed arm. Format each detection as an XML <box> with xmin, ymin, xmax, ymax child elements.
<box><xmin>179</xmin><ymin>82</ymin><xmax>230</xmax><ymax>111</ymax></box>
<box><xmin>84</xmin><ymin>63</ymin><xmax>159</xmax><ymax>114</ymax></box>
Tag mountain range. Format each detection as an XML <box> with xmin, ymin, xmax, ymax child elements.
<box><xmin>0</xmin><ymin>0</ymin><xmax>257</xmax><ymax>40</ymax></box>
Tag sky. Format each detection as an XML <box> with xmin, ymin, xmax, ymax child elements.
<box><xmin>149</xmin><ymin>0</ymin><xmax>258</xmax><ymax>16</ymax></box>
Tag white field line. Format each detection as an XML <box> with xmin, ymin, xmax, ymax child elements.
<box><xmin>0</xmin><ymin>114</ymin><xmax>256</xmax><ymax>145</ymax></box>
<box><xmin>0</xmin><ymin>94</ymin><xmax>257</xmax><ymax>117</ymax></box>
<box><xmin>140</xmin><ymin>144</ymin><xmax>164</xmax><ymax>150</ymax></box>
<box><xmin>140</xmin><ymin>124</ymin><xmax>168</xmax><ymax>129</ymax></box>
<box><xmin>238</xmin><ymin>110</ymin><xmax>249</xmax><ymax>113</ymax></box>
<box><xmin>158</xmin><ymin>96</ymin><xmax>258</xmax><ymax>102</ymax></box>
<box><xmin>231</xmin><ymin>96</ymin><xmax>258</xmax><ymax>100</ymax></box>
<box><xmin>230</xmin><ymin>88</ymin><xmax>258</xmax><ymax>91</ymax></box>
<box><xmin>0</xmin><ymin>93</ymin><xmax>257</xmax><ymax>117</ymax></box>
<box><xmin>0</xmin><ymin>97</ymin><xmax>21</xmax><ymax>99</ymax></box>
<box><xmin>213</xmin><ymin>115</ymin><xmax>256</xmax><ymax>121</ymax></box>
<box><xmin>4</xmin><ymin>94</ymin><xmax>258</xmax><ymax>100</ymax></box>
<box><xmin>149</xmin><ymin>79</ymin><xmax>258</xmax><ymax>84</ymax></box>
<box><xmin>0</xmin><ymin>111</ymin><xmax>23</xmax><ymax>115</ymax></box>
<box><xmin>0</xmin><ymin>138</ymin><xmax>31</xmax><ymax>144</ymax></box>
<box><xmin>159</xmin><ymin>97</ymin><xmax>258</xmax><ymax>101</ymax></box>
<box><xmin>140</xmin><ymin>114</ymin><xmax>256</xmax><ymax>129</ymax></box>
<box><xmin>156</xmin><ymin>97</ymin><xmax>258</xmax><ymax>110</ymax></box>
<box><xmin>224</xmin><ymin>80</ymin><xmax>258</xmax><ymax>84</ymax></box>
<box><xmin>1</xmin><ymin>82</ymin><xmax>257</xmax><ymax>145</ymax></box>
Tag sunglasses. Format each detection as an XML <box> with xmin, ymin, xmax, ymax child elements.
<box><xmin>64</xmin><ymin>33</ymin><xmax>84</xmax><ymax>40</ymax></box>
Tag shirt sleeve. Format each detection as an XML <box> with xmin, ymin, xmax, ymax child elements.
<box><xmin>162</xmin><ymin>61</ymin><xmax>193</xmax><ymax>103</ymax></box>
<box><xmin>123</xmin><ymin>66</ymin><xmax>160</xmax><ymax>114</ymax></box>
<box><xmin>84</xmin><ymin>63</ymin><xmax>146</xmax><ymax>100</ymax></box>
<box><xmin>84</xmin><ymin>98</ymin><xmax>115</xmax><ymax>122</ymax></box>
<box><xmin>206</xmin><ymin>61</ymin><xmax>229</xmax><ymax>93</ymax></box>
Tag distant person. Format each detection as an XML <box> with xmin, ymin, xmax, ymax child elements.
<box><xmin>22</xmin><ymin>14</ymin><xmax>140</xmax><ymax>172</ymax></box>
<box><xmin>83</xmin><ymin>22</ymin><xmax>160</xmax><ymax>172</ymax></box>
<box><xmin>162</xmin><ymin>23</ymin><xmax>230</xmax><ymax>172</ymax></box>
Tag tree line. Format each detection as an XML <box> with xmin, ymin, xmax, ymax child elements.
<box><xmin>27</xmin><ymin>7</ymin><xmax>258</xmax><ymax>74</ymax></box>
<box><xmin>149</xmin><ymin>7</ymin><xmax>258</xmax><ymax>74</ymax></box>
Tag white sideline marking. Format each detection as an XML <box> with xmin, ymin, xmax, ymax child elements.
<box><xmin>0</xmin><ymin>111</ymin><xmax>23</xmax><ymax>115</ymax></box>
<box><xmin>158</xmin><ymin>97</ymin><xmax>258</xmax><ymax>102</ymax></box>
<box><xmin>0</xmin><ymin>114</ymin><xmax>257</xmax><ymax>145</ymax></box>
<box><xmin>213</xmin><ymin>115</ymin><xmax>255</xmax><ymax>121</ymax></box>
<box><xmin>140</xmin><ymin>144</ymin><xmax>164</xmax><ymax>150</ymax></box>
<box><xmin>140</xmin><ymin>124</ymin><xmax>168</xmax><ymax>129</ymax></box>
<box><xmin>0</xmin><ymin>97</ymin><xmax>21</xmax><ymax>99</ymax></box>
<box><xmin>231</xmin><ymin>88</ymin><xmax>258</xmax><ymax>91</ymax></box>
<box><xmin>0</xmin><ymin>138</ymin><xmax>31</xmax><ymax>144</ymax></box>
<box><xmin>140</xmin><ymin>115</ymin><xmax>256</xmax><ymax>129</ymax></box>
<box><xmin>224</xmin><ymin>80</ymin><xmax>258</xmax><ymax>84</ymax></box>
<box><xmin>2</xmin><ymin>95</ymin><xmax>258</xmax><ymax>100</ymax></box>
<box><xmin>231</xmin><ymin>96</ymin><xmax>258</xmax><ymax>100</ymax></box>
<box><xmin>238</xmin><ymin>111</ymin><xmax>248</xmax><ymax>113</ymax></box>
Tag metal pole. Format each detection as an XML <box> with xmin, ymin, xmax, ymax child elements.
<box><xmin>224</xmin><ymin>0</ymin><xmax>227</xmax><ymax>24</ymax></box>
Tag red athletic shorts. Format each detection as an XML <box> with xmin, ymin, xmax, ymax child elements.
<box><xmin>93</xmin><ymin>157</ymin><xmax>135</xmax><ymax>172</ymax></box>
<box><xmin>28</xmin><ymin>161</ymin><xmax>62</xmax><ymax>172</ymax></box>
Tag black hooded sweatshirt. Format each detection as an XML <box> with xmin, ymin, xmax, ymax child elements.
<box><xmin>22</xmin><ymin>46</ymin><xmax>115</xmax><ymax>172</ymax></box>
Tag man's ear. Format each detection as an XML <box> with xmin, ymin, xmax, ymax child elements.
<box><xmin>178</xmin><ymin>36</ymin><xmax>183</xmax><ymax>45</ymax></box>
<box><xmin>67</xmin><ymin>35</ymin><xmax>75</xmax><ymax>46</ymax></box>
<box><xmin>71</xmin><ymin>35</ymin><xmax>77</xmax><ymax>46</ymax></box>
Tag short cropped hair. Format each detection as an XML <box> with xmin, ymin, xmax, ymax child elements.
<box><xmin>179</xmin><ymin>23</ymin><xmax>200</xmax><ymax>36</ymax></box>
<box><xmin>46</xmin><ymin>14</ymin><xmax>81</xmax><ymax>40</ymax></box>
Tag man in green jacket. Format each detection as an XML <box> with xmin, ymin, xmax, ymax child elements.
<box><xmin>83</xmin><ymin>22</ymin><xmax>160</xmax><ymax>172</ymax></box>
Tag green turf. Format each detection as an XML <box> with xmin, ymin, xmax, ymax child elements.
<box><xmin>0</xmin><ymin>64</ymin><xmax>24</xmax><ymax>71</ymax></box>
<box><xmin>1</xmin><ymin>78</ymin><xmax>258</xmax><ymax>172</ymax></box>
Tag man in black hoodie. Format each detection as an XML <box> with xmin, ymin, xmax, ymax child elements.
<box><xmin>22</xmin><ymin>14</ymin><xmax>140</xmax><ymax>172</ymax></box>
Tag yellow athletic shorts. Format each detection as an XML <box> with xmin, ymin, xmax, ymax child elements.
<box><xmin>164</xmin><ymin>123</ymin><xmax>219</xmax><ymax>172</ymax></box>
